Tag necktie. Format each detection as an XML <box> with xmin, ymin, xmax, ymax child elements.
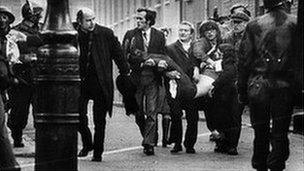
<box><xmin>142</xmin><ymin>32</ymin><xmax>148</xmax><ymax>52</ymax></box>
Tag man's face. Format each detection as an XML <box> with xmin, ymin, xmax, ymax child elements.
<box><xmin>204</xmin><ymin>29</ymin><xmax>217</xmax><ymax>41</ymax></box>
<box><xmin>136</xmin><ymin>11</ymin><xmax>149</xmax><ymax>30</ymax></box>
<box><xmin>178</xmin><ymin>24</ymin><xmax>192</xmax><ymax>42</ymax></box>
<box><xmin>232</xmin><ymin>20</ymin><xmax>247</xmax><ymax>33</ymax></box>
<box><xmin>81</xmin><ymin>11</ymin><xmax>96</xmax><ymax>31</ymax></box>
<box><xmin>0</xmin><ymin>13</ymin><xmax>10</xmax><ymax>29</ymax></box>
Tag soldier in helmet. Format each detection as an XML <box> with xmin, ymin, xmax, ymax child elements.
<box><xmin>238</xmin><ymin>0</ymin><xmax>297</xmax><ymax>170</ymax></box>
<box><xmin>7</xmin><ymin>0</ymin><xmax>43</xmax><ymax>148</ymax></box>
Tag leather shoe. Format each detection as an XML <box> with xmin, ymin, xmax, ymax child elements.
<box><xmin>143</xmin><ymin>145</ymin><xmax>154</xmax><ymax>156</ymax></box>
<box><xmin>91</xmin><ymin>156</ymin><xmax>102</xmax><ymax>162</ymax></box>
<box><xmin>186</xmin><ymin>148</ymin><xmax>196</xmax><ymax>154</ymax></box>
<box><xmin>78</xmin><ymin>147</ymin><xmax>93</xmax><ymax>157</ymax></box>
<box><xmin>170</xmin><ymin>144</ymin><xmax>182</xmax><ymax>153</ymax></box>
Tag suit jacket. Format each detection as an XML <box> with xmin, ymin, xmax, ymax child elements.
<box><xmin>122</xmin><ymin>27</ymin><xmax>166</xmax><ymax>86</ymax></box>
<box><xmin>166</xmin><ymin>40</ymin><xmax>197</xmax><ymax>78</ymax></box>
<box><xmin>78</xmin><ymin>24</ymin><xmax>129</xmax><ymax>116</ymax></box>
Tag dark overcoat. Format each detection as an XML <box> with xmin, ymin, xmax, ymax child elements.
<box><xmin>78</xmin><ymin>24</ymin><xmax>129</xmax><ymax>116</ymax></box>
<box><xmin>237</xmin><ymin>9</ymin><xmax>297</xmax><ymax>103</ymax></box>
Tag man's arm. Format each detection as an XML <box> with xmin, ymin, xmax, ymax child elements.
<box><xmin>237</xmin><ymin>24</ymin><xmax>255</xmax><ymax>104</ymax></box>
<box><xmin>212</xmin><ymin>62</ymin><xmax>237</xmax><ymax>90</ymax></box>
<box><xmin>109</xmin><ymin>30</ymin><xmax>130</xmax><ymax>75</ymax></box>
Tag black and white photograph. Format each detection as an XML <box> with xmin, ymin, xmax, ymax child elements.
<box><xmin>0</xmin><ymin>0</ymin><xmax>303</xmax><ymax>170</ymax></box>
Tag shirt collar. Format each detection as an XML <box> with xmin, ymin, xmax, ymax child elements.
<box><xmin>178</xmin><ymin>39</ymin><xmax>191</xmax><ymax>51</ymax></box>
<box><xmin>142</xmin><ymin>28</ymin><xmax>151</xmax><ymax>37</ymax></box>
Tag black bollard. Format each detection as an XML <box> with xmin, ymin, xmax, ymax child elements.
<box><xmin>33</xmin><ymin>0</ymin><xmax>79</xmax><ymax>170</ymax></box>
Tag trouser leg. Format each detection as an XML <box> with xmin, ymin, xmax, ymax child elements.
<box><xmin>227</xmin><ymin>99</ymin><xmax>243</xmax><ymax>149</ymax></box>
<box><xmin>168</xmin><ymin>99</ymin><xmax>183</xmax><ymax>145</ymax></box>
<box><xmin>249</xmin><ymin>101</ymin><xmax>270</xmax><ymax>171</ymax></box>
<box><xmin>183</xmin><ymin>107</ymin><xmax>199</xmax><ymax>149</ymax></box>
<box><xmin>162</xmin><ymin>114</ymin><xmax>171</xmax><ymax>145</ymax></box>
<box><xmin>78</xmin><ymin>95</ymin><xmax>92</xmax><ymax>149</ymax></box>
<box><xmin>154</xmin><ymin>114</ymin><xmax>158</xmax><ymax>145</ymax></box>
<box><xmin>135</xmin><ymin>88</ymin><xmax>145</xmax><ymax>137</ymax></box>
<box><xmin>142</xmin><ymin>83</ymin><xmax>158</xmax><ymax>147</ymax></box>
<box><xmin>0</xmin><ymin>97</ymin><xmax>20</xmax><ymax>170</ymax></box>
<box><xmin>204</xmin><ymin>99</ymin><xmax>216</xmax><ymax>132</ymax></box>
<box><xmin>267</xmin><ymin>88</ymin><xmax>292</xmax><ymax>170</ymax></box>
<box><xmin>92</xmin><ymin>98</ymin><xmax>107</xmax><ymax>157</ymax></box>
<box><xmin>7</xmin><ymin>86</ymin><xmax>32</xmax><ymax>144</ymax></box>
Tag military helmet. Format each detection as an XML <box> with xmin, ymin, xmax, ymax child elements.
<box><xmin>230</xmin><ymin>12</ymin><xmax>250</xmax><ymax>22</ymax></box>
<box><xmin>0</xmin><ymin>6</ymin><xmax>15</xmax><ymax>24</ymax></box>
<box><xmin>21</xmin><ymin>0</ymin><xmax>43</xmax><ymax>19</ymax></box>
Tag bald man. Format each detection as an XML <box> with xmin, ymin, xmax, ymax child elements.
<box><xmin>75</xmin><ymin>8</ymin><xmax>129</xmax><ymax>162</ymax></box>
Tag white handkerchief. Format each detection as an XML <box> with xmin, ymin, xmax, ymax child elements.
<box><xmin>169</xmin><ymin>79</ymin><xmax>178</xmax><ymax>99</ymax></box>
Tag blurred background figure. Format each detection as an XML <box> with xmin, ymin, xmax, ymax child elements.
<box><xmin>0</xmin><ymin>5</ymin><xmax>21</xmax><ymax>171</ymax></box>
<box><xmin>7</xmin><ymin>0</ymin><xmax>43</xmax><ymax>148</ymax></box>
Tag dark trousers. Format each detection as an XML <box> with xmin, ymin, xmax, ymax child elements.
<box><xmin>208</xmin><ymin>87</ymin><xmax>240</xmax><ymax>148</ymax></box>
<box><xmin>249</xmin><ymin>87</ymin><xmax>292</xmax><ymax>171</ymax></box>
<box><xmin>78</xmin><ymin>77</ymin><xmax>107</xmax><ymax>157</ymax></box>
<box><xmin>0</xmin><ymin>96</ymin><xmax>20</xmax><ymax>170</ymax></box>
<box><xmin>202</xmin><ymin>97</ymin><xmax>216</xmax><ymax>132</ymax></box>
<box><xmin>135</xmin><ymin>80</ymin><xmax>159</xmax><ymax>147</ymax></box>
<box><xmin>168</xmin><ymin>99</ymin><xmax>199</xmax><ymax>149</ymax></box>
<box><xmin>7</xmin><ymin>85</ymin><xmax>33</xmax><ymax>144</ymax></box>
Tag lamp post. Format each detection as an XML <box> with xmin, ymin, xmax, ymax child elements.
<box><xmin>33</xmin><ymin>0</ymin><xmax>79</xmax><ymax>170</ymax></box>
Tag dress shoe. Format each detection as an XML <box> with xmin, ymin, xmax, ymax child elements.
<box><xmin>186</xmin><ymin>148</ymin><xmax>196</xmax><ymax>154</ymax></box>
<box><xmin>227</xmin><ymin>147</ymin><xmax>238</xmax><ymax>155</ymax></box>
<box><xmin>14</xmin><ymin>142</ymin><xmax>25</xmax><ymax>148</ymax></box>
<box><xmin>170</xmin><ymin>144</ymin><xmax>182</xmax><ymax>153</ymax></box>
<box><xmin>78</xmin><ymin>147</ymin><xmax>93</xmax><ymax>157</ymax></box>
<box><xmin>91</xmin><ymin>156</ymin><xmax>102</xmax><ymax>162</ymax></box>
<box><xmin>143</xmin><ymin>145</ymin><xmax>154</xmax><ymax>156</ymax></box>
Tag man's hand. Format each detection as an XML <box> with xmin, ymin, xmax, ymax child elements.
<box><xmin>143</xmin><ymin>58</ymin><xmax>156</xmax><ymax>67</ymax></box>
<box><xmin>8</xmin><ymin>29</ymin><xmax>27</xmax><ymax>42</ymax></box>
<box><xmin>208</xmin><ymin>85</ymin><xmax>215</xmax><ymax>98</ymax></box>
<box><xmin>193</xmin><ymin>67</ymin><xmax>200</xmax><ymax>82</ymax></box>
<box><xmin>165</xmin><ymin>70</ymin><xmax>181</xmax><ymax>79</ymax></box>
<box><xmin>157</xmin><ymin>60</ymin><xmax>168</xmax><ymax>71</ymax></box>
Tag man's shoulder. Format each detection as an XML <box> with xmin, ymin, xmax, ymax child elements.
<box><xmin>125</xmin><ymin>28</ymin><xmax>139</xmax><ymax>36</ymax></box>
<box><xmin>151</xmin><ymin>27</ymin><xmax>164</xmax><ymax>36</ymax></box>
<box><xmin>95</xmin><ymin>24</ymin><xmax>115</xmax><ymax>35</ymax></box>
<box><xmin>167</xmin><ymin>41</ymin><xmax>179</xmax><ymax>49</ymax></box>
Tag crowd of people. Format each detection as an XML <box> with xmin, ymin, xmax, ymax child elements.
<box><xmin>0</xmin><ymin>0</ymin><xmax>301</xmax><ymax>171</ymax></box>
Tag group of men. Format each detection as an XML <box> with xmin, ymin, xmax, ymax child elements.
<box><xmin>1</xmin><ymin>1</ymin><xmax>42</xmax><ymax>170</ymax></box>
<box><xmin>0</xmin><ymin>0</ymin><xmax>300</xmax><ymax>171</ymax></box>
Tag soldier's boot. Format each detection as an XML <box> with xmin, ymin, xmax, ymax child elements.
<box><xmin>11</xmin><ymin>129</ymin><xmax>24</xmax><ymax>148</ymax></box>
<box><xmin>162</xmin><ymin>116</ymin><xmax>171</xmax><ymax>147</ymax></box>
